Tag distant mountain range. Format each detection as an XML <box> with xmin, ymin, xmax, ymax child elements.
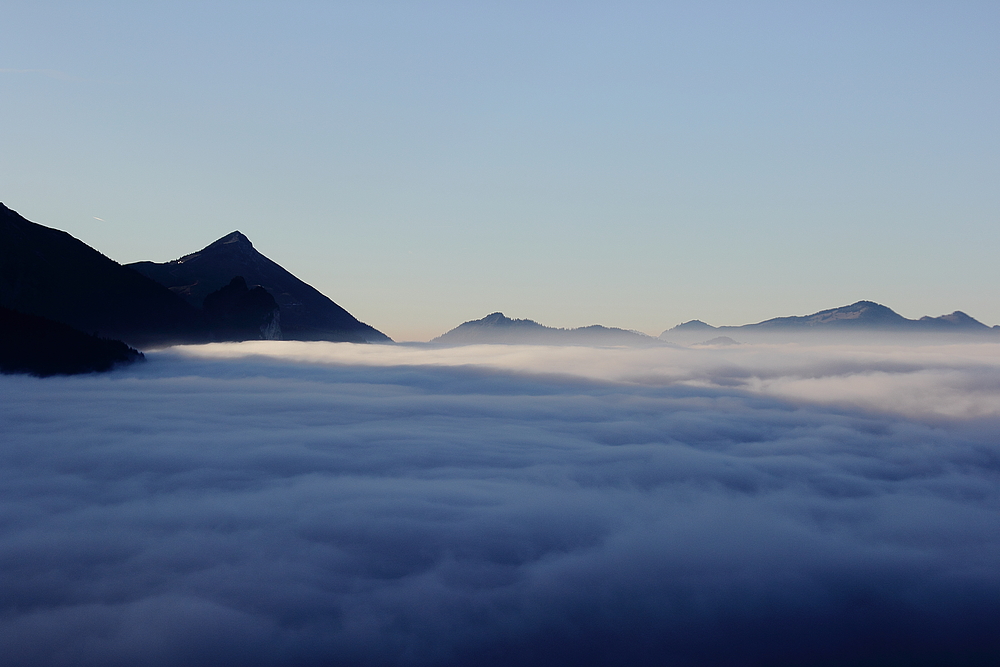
<box><xmin>433</xmin><ymin>312</ymin><xmax>666</xmax><ymax>346</ymax></box>
<box><xmin>433</xmin><ymin>302</ymin><xmax>1000</xmax><ymax>348</ymax></box>
<box><xmin>660</xmin><ymin>301</ymin><xmax>997</xmax><ymax>344</ymax></box>
<box><xmin>1</xmin><ymin>203</ymin><xmax>389</xmax><ymax>374</ymax></box>
<box><xmin>4</xmin><ymin>202</ymin><xmax>998</xmax><ymax>376</ymax></box>
<box><xmin>129</xmin><ymin>232</ymin><xmax>388</xmax><ymax>343</ymax></box>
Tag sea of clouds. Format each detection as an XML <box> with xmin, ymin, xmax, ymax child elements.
<box><xmin>2</xmin><ymin>340</ymin><xmax>1000</xmax><ymax>666</ymax></box>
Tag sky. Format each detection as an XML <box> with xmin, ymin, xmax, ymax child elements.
<box><xmin>2</xmin><ymin>341</ymin><xmax>1000</xmax><ymax>665</ymax></box>
<box><xmin>2</xmin><ymin>2</ymin><xmax>999</xmax><ymax>341</ymax></box>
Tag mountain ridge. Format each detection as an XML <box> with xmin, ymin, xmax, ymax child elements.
<box><xmin>0</xmin><ymin>305</ymin><xmax>143</xmax><ymax>376</ymax></box>
<box><xmin>129</xmin><ymin>232</ymin><xmax>389</xmax><ymax>343</ymax></box>
<box><xmin>0</xmin><ymin>203</ymin><xmax>208</xmax><ymax>347</ymax></box>
<box><xmin>661</xmin><ymin>300</ymin><xmax>996</xmax><ymax>343</ymax></box>
<box><xmin>433</xmin><ymin>312</ymin><xmax>666</xmax><ymax>346</ymax></box>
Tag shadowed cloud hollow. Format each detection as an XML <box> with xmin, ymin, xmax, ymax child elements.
<box><xmin>2</xmin><ymin>342</ymin><xmax>1000</xmax><ymax>666</ymax></box>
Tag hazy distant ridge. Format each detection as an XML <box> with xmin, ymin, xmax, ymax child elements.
<box><xmin>434</xmin><ymin>312</ymin><xmax>665</xmax><ymax>346</ymax></box>
<box><xmin>661</xmin><ymin>300</ymin><xmax>995</xmax><ymax>343</ymax></box>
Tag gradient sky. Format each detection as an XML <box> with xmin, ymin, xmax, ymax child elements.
<box><xmin>2</xmin><ymin>1</ymin><xmax>998</xmax><ymax>341</ymax></box>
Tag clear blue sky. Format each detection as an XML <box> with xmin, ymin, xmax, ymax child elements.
<box><xmin>3</xmin><ymin>1</ymin><xmax>998</xmax><ymax>341</ymax></box>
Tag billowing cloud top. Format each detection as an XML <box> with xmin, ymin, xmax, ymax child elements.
<box><xmin>2</xmin><ymin>341</ymin><xmax>999</xmax><ymax>666</ymax></box>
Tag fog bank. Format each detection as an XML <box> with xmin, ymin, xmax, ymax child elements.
<box><xmin>2</xmin><ymin>341</ymin><xmax>999</xmax><ymax>666</ymax></box>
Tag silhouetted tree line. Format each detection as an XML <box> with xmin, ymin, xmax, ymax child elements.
<box><xmin>0</xmin><ymin>306</ymin><xmax>143</xmax><ymax>376</ymax></box>
<box><xmin>0</xmin><ymin>275</ymin><xmax>278</xmax><ymax>378</ymax></box>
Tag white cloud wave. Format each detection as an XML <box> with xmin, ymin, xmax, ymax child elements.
<box><xmin>1</xmin><ymin>341</ymin><xmax>999</xmax><ymax>665</ymax></box>
<box><xmin>172</xmin><ymin>339</ymin><xmax>1000</xmax><ymax>418</ymax></box>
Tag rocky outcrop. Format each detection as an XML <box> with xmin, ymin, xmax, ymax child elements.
<box><xmin>203</xmin><ymin>276</ymin><xmax>282</xmax><ymax>341</ymax></box>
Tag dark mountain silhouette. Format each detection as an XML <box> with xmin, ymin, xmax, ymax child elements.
<box><xmin>1</xmin><ymin>305</ymin><xmax>143</xmax><ymax>376</ymax></box>
<box><xmin>670</xmin><ymin>320</ymin><xmax>717</xmax><ymax>334</ymax></box>
<box><xmin>661</xmin><ymin>301</ymin><xmax>996</xmax><ymax>343</ymax></box>
<box><xmin>745</xmin><ymin>301</ymin><xmax>910</xmax><ymax>330</ymax></box>
<box><xmin>433</xmin><ymin>312</ymin><xmax>665</xmax><ymax>346</ymax></box>
<box><xmin>694</xmin><ymin>336</ymin><xmax>741</xmax><ymax>346</ymax></box>
<box><xmin>917</xmin><ymin>310</ymin><xmax>991</xmax><ymax>330</ymax></box>
<box><xmin>128</xmin><ymin>232</ymin><xmax>389</xmax><ymax>343</ymax></box>
<box><xmin>0</xmin><ymin>203</ymin><xmax>207</xmax><ymax>347</ymax></box>
<box><xmin>203</xmin><ymin>276</ymin><xmax>281</xmax><ymax>341</ymax></box>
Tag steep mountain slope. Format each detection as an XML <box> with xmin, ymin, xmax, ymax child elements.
<box><xmin>661</xmin><ymin>301</ymin><xmax>996</xmax><ymax>343</ymax></box>
<box><xmin>434</xmin><ymin>312</ymin><xmax>664</xmax><ymax>346</ymax></box>
<box><xmin>129</xmin><ymin>232</ymin><xmax>389</xmax><ymax>343</ymax></box>
<box><xmin>0</xmin><ymin>203</ymin><xmax>207</xmax><ymax>347</ymax></box>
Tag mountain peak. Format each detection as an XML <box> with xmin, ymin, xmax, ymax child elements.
<box><xmin>672</xmin><ymin>320</ymin><xmax>716</xmax><ymax>331</ymax></box>
<box><xmin>434</xmin><ymin>313</ymin><xmax>663</xmax><ymax>346</ymax></box>
<box><xmin>208</xmin><ymin>231</ymin><xmax>253</xmax><ymax>249</ymax></box>
<box><xmin>127</xmin><ymin>230</ymin><xmax>390</xmax><ymax>342</ymax></box>
<box><xmin>918</xmin><ymin>310</ymin><xmax>989</xmax><ymax>329</ymax></box>
<box><xmin>479</xmin><ymin>312</ymin><xmax>516</xmax><ymax>326</ymax></box>
<box><xmin>476</xmin><ymin>312</ymin><xmax>545</xmax><ymax>328</ymax></box>
<box><xmin>170</xmin><ymin>231</ymin><xmax>258</xmax><ymax>266</ymax></box>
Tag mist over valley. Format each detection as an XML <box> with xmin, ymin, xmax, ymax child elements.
<box><xmin>5</xmin><ymin>206</ymin><xmax>1000</xmax><ymax>664</ymax></box>
<box><xmin>6</xmin><ymin>1</ymin><xmax>1000</xmax><ymax>663</ymax></box>
<box><xmin>3</xmin><ymin>339</ymin><xmax>1000</xmax><ymax>666</ymax></box>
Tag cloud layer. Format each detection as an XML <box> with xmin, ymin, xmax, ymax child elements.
<box><xmin>2</xmin><ymin>341</ymin><xmax>1000</xmax><ymax>666</ymax></box>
